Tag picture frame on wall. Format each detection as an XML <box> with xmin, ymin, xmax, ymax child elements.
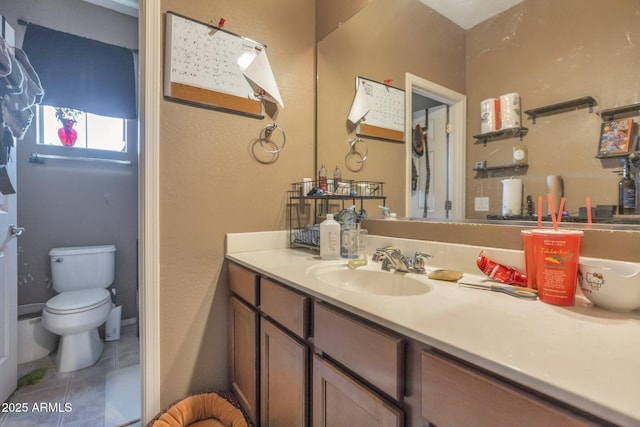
<box><xmin>597</xmin><ymin>118</ymin><xmax>635</xmax><ymax>157</ymax></box>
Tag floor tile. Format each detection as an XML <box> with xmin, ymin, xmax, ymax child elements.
<box><xmin>1</xmin><ymin>324</ymin><xmax>139</xmax><ymax>427</ymax></box>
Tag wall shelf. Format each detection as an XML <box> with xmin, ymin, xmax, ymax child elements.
<box><xmin>473</xmin><ymin>164</ymin><xmax>528</xmax><ymax>172</ymax></box>
<box><xmin>599</xmin><ymin>103</ymin><xmax>640</xmax><ymax>121</ymax></box>
<box><xmin>472</xmin><ymin>127</ymin><xmax>528</xmax><ymax>146</ymax></box>
<box><xmin>595</xmin><ymin>152</ymin><xmax>629</xmax><ymax>160</ymax></box>
<box><xmin>524</xmin><ymin>96</ymin><xmax>597</xmax><ymax>124</ymax></box>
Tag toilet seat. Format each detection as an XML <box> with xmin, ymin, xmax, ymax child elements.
<box><xmin>45</xmin><ymin>289</ymin><xmax>111</xmax><ymax>315</ymax></box>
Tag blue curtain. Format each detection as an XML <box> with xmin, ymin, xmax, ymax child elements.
<box><xmin>22</xmin><ymin>24</ymin><xmax>136</xmax><ymax>119</ymax></box>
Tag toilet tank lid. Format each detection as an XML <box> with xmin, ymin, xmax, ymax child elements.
<box><xmin>49</xmin><ymin>244</ymin><xmax>116</xmax><ymax>257</ymax></box>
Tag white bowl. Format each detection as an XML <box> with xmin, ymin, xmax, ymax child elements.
<box><xmin>578</xmin><ymin>259</ymin><xmax>640</xmax><ymax>312</ymax></box>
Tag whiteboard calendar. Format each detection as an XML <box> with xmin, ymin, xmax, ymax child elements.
<box><xmin>164</xmin><ymin>12</ymin><xmax>266</xmax><ymax>117</ymax></box>
<box><xmin>356</xmin><ymin>76</ymin><xmax>405</xmax><ymax>142</ymax></box>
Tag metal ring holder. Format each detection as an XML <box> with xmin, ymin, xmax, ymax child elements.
<box><xmin>259</xmin><ymin>123</ymin><xmax>286</xmax><ymax>154</ymax></box>
<box><xmin>348</xmin><ymin>138</ymin><xmax>368</xmax><ymax>163</ymax></box>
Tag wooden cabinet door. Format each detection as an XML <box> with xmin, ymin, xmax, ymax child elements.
<box><xmin>229</xmin><ymin>296</ymin><xmax>259</xmax><ymax>425</ymax></box>
<box><xmin>313</xmin><ymin>355</ymin><xmax>403</xmax><ymax>427</ymax></box>
<box><xmin>260</xmin><ymin>318</ymin><xmax>308</xmax><ymax>427</ymax></box>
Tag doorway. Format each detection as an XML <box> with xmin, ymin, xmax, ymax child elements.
<box><xmin>0</xmin><ymin>1</ymin><xmax>144</xmax><ymax>425</ymax></box>
<box><xmin>404</xmin><ymin>73</ymin><xmax>466</xmax><ymax>219</ymax></box>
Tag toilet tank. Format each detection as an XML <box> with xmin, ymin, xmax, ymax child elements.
<box><xmin>49</xmin><ymin>245</ymin><xmax>116</xmax><ymax>292</ymax></box>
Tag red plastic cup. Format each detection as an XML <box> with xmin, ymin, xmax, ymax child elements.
<box><xmin>521</xmin><ymin>230</ymin><xmax>536</xmax><ymax>289</ymax></box>
<box><xmin>531</xmin><ymin>229</ymin><xmax>583</xmax><ymax>306</ymax></box>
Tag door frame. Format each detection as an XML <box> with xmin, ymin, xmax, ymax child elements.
<box><xmin>404</xmin><ymin>73</ymin><xmax>466</xmax><ymax>219</ymax></box>
<box><xmin>140</xmin><ymin>0</ymin><xmax>161</xmax><ymax>422</ymax></box>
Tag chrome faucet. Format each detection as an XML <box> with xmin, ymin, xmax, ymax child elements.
<box><xmin>373</xmin><ymin>247</ymin><xmax>433</xmax><ymax>274</ymax></box>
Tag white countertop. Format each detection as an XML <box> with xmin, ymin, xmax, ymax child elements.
<box><xmin>226</xmin><ymin>231</ymin><xmax>640</xmax><ymax>427</ymax></box>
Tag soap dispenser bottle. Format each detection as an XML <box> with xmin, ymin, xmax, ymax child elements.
<box><xmin>340</xmin><ymin>206</ymin><xmax>357</xmax><ymax>258</ymax></box>
<box><xmin>320</xmin><ymin>213</ymin><xmax>340</xmax><ymax>260</ymax></box>
<box><xmin>347</xmin><ymin>222</ymin><xmax>368</xmax><ymax>269</ymax></box>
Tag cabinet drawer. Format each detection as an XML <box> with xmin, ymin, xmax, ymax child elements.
<box><xmin>421</xmin><ymin>351</ymin><xmax>592</xmax><ymax>427</ymax></box>
<box><xmin>260</xmin><ymin>277</ymin><xmax>309</xmax><ymax>339</ymax></box>
<box><xmin>314</xmin><ymin>302</ymin><xmax>404</xmax><ymax>401</ymax></box>
<box><xmin>229</xmin><ymin>263</ymin><xmax>259</xmax><ymax>307</ymax></box>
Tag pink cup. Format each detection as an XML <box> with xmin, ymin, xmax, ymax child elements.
<box><xmin>531</xmin><ymin>229</ymin><xmax>583</xmax><ymax>306</ymax></box>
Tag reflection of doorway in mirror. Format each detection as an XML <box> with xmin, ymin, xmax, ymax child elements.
<box><xmin>405</xmin><ymin>73</ymin><xmax>466</xmax><ymax>219</ymax></box>
<box><xmin>411</xmin><ymin>105</ymin><xmax>449</xmax><ymax>218</ymax></box>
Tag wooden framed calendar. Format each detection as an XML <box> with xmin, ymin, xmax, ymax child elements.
<box><xmin>355</xmin><ymin>76</ymin><xmax>405</xmax><ymax>142</ymax></box>
<box><xmin>164</xmin><ymin>11</ymin><xmax>266</xmax><ymax>118</ymax></box>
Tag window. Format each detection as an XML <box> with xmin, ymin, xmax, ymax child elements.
<box><xmin>38</xmin><ymin>105</ymin><xmax>127</xmax><ymax>153</ymax></box>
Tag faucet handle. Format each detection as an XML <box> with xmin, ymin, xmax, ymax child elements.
<box><xmin>372</xmin><ymin>246</ymin><xmax>396</xmax><ymax>262</ymax></box>
<box><xmin>372</xmin><ymin>247</ymin><xmax>388</xmax><ymax>262</ymax></box>
<box><xmin>412</xmin><ymin>252</ymin><xmax>433</xmax><ymax>271</ymax></box>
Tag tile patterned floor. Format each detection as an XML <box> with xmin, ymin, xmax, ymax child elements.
<box><xmin>0</xmin><ymin>324</ymin><xmax>139</xmax><ymax>427</ymax></box>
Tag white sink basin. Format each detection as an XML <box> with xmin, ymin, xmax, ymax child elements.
<box><xmin>308</xmin><ymin>263</ymin><xmax>430</xmax><ymax>296</ymax></box>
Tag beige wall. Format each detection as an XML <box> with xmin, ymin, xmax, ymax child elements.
<box><xmin>317</xmin><ymin>0</ymin><xmax>466</xmax><ymax>214</ymax></box>
<box><xmin>159</xmin><ymin>0</ymin><xmax>315</xmax><ymax>406</ymax></box>
<box><xmin>466</xmin><ymin>0</ymin><xmax>640</xmax><ymax>218</ymax></box>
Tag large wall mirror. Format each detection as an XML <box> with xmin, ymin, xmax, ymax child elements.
<box><xmin>317</xmin><ymin>0</ymin><xmax>640</xmax><ymax>229</ymax></box>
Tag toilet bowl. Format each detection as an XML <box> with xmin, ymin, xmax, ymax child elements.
<box><xmin>42</xmin><ymin>245</ymin><xmax>116</xmax><ymax>372</ymax></box>
<box><xmin>43</xmin><ymin>289</ymin><xmax>112</xmax><ymax>372</ymax></box>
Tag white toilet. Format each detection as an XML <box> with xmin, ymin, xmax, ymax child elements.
<box><xmin>42</xmin><ymin>244</ymin><xmax>116</xmax><ymax>372</ymax></box>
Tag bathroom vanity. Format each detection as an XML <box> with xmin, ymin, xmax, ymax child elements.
<box><xmin>226</xmin><ymin>231</ymin><xmax>640</xmax><ymax>427</ymax></box>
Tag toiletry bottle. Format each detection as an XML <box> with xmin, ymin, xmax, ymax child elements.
<box><xmin>340</xmin><ymin>206</ymin><xmax>357</xmax><ymax>258</ymax></box>
<box><xmin>379</xmin><ymin>205</ymin><xmax>390</xmax><ymax>218</ymax></box>
<box><xmin>618</xmin><ymin>158</ymin><xmax>636</xmax><ymax>214</ymax></box>
<box><xmin>320</xmin><ymin>214</ymin><xmax>340</xmax><ymax>260</ymax></box>
<box><xmin>319</xmin><ymin>164</ymin><xmax>327</xmax><ymax>191</ymax></box>
<box><xmin>526</xmin><ymin>195</ymin><xmax>534</xmax><ymax>217</ymax></box>
<box><xmin>333</xmin><ymin>165</ymin><xmax>342</xmax><ymax>185</ymax></box>
<box><xmin>476</xmin><ymin>251</ymin><xmax>527</xmax><ymax>287</ymax></box>
<box><xmin>347</xmin><ymin>222</ymin><xmax>368</xmax><ymax>269</ymax></box>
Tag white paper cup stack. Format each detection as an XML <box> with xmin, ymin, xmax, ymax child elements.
<box><xmin>480</xmin><ymin>98</ymin><xmax>500</xmax><ymax>133</ymax></box>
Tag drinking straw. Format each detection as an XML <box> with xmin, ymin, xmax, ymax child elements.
<box><xmin>547</xmin><ymin>193</ymin><xmax>558</xmax><ymax>231</ymax></box>
<box><xmin>537</xmin><ymin>195</ymin><xmax>542</xmax><ymax>229</ymax></box>
<box><xmin>586</xmin><ymin>196</ymin><xmax>592</xmax><ymax>229</ymax></box>
<box><xmin>557</xmin><ymin>197</ymin><xmax>566</xmax><ymax>223</ymax></box>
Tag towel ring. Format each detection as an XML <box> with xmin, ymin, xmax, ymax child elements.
<box><xmin>349</xmin><ymin>138</ymin><xmax>368</xmax><ymax>163</ymax></box>
<box><xmin>259</xmin><ymin>123</ymin><xmax>286</xmax><ymax>154</ymax></box>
